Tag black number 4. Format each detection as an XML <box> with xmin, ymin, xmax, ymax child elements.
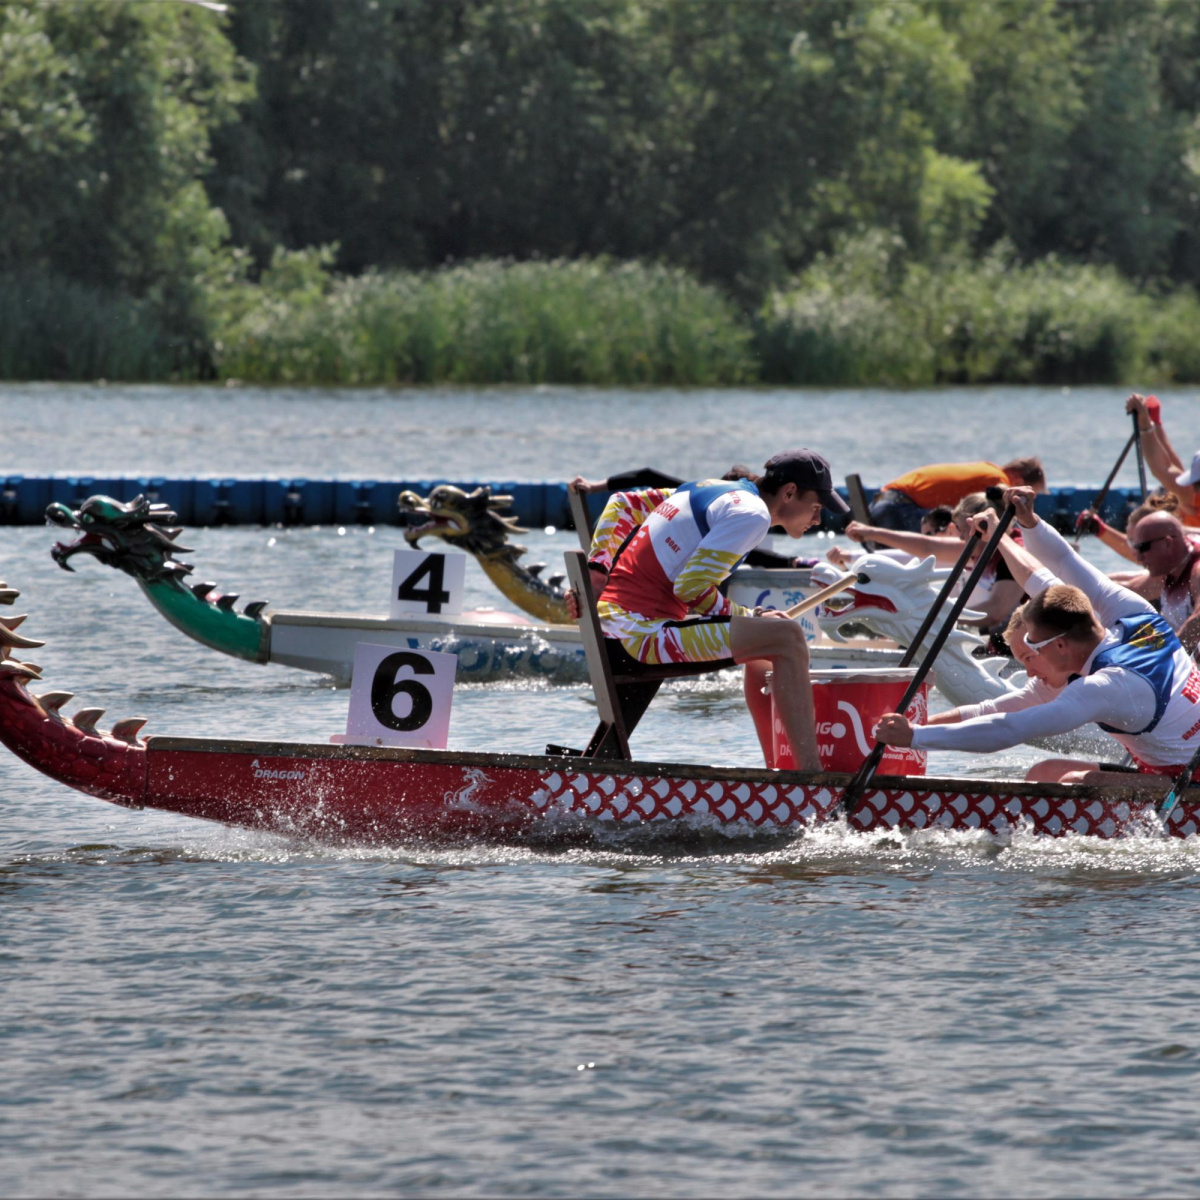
<box><xmin>370</xmin><ymin>651</ymin><xmax>435</xmax><ymax>731</ymax></box>
<box><xmin>397</xmin><ymin>554</ymin><xmax>452</xmax><ymax>613</ymax></box>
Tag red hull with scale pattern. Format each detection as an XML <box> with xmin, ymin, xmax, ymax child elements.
<box><xmin>2</xmin><ymin>664</ymin><xmax>1195</xmax><ymax>844</ymax></box>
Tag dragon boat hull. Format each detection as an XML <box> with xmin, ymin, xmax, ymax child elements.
<box><xmin>263</xmin><ymin>608</ymin><xmax>901</xmax><ymax>685</ymax></box>
<box><xmin>46</xmin><ymin>493</ymin><xmax>903</xmax><ymax>686</ymax></box>
<box><xmin>0</xmin><ymin>664</ymin><xmax>1191</xmax><ymax>846</ymax></box>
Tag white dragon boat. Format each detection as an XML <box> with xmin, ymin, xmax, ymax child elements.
<box><xmin>45</xmin><ymin>489</ymin><xmax>901</xmax><ymax>685</ymax></box>
<box><xmin>0</xmin><ymin>579</ymin><xmax>1192</xmax><ymax>846</ymax></box>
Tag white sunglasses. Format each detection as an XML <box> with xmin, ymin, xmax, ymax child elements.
<box><xmin>1022</xmin><ymin>630</ymin><xmax>1061</xmax><ymax>652</ymax></box>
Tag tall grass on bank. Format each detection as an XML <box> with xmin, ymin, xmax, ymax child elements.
<box><xmin>0</xmin><ymin>274</ymin><xmax>174</xmax><ymax>381</ymax></box>
<box><xmin>212</xmin><ymin>257</ymin><xmax>757</xmax><ymax>386</ymax></box>
<box><xmin>757</xmin><ymin>234</ymin><xmax>1200</xmax><ymax>386</ymax></box>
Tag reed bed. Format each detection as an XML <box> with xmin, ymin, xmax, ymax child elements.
<box><xmin>5</xmin><ymin>252</ymin><xmax>1200</xmax><ymax>387</ymax></box>
<box><xmin>212</xmin><ymin>258</ymin><xmax>757</xmax><ymax>386</ymax></box>
<box><xmin>0</xmin><ymin>274</ymin><xmax>173</xmax><ymax>381</ymax></box>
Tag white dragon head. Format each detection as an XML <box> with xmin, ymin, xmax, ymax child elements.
<box><xmin>812</xmin><ymin>552</ymin><xmax>1019</xmax><ymax>710</ymax></box>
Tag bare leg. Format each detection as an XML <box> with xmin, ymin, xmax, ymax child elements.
<box><xmin>1025</xmin><ymin>757</ymin><xmax>1098</xmax><ymax>783</ymax></box>
<box><xmin>731</xmin><ymin>614</ymin><xmax>819</xmax><ymax>770</ymax></box>
<box><xmin>742</xmin><ymin>659</ymin><xmax>775</xmax><ymax>767</ymax></box>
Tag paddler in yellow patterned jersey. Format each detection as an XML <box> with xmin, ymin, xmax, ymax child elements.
<box><xmin>579</xmin><ymin>450</ymin><xmax>850</xmax><ymax>770</ymax></box>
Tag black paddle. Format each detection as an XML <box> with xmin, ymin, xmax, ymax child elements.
<box><xmin>1133</xmin><ymin>411</ymin><xmax>1149</xmax><ymax>501</ymax></box>
<box><xmin>1074</xmin><ymin>429</ymin><xmax>1137</xmax><ymax>547</ymax></box>
<box><xmin>1093</xmin><ymin>430</ymin><xmax>1137</xmax><ymax>521</ymax></box>
<box><xmin>1157</xmin><ymin>742</ymin><xmax>1200</xmax><ymax>821</ymax></box>
<box><xmin>896</xmin><ymin>529</ymin><xmax>983</xmax><ymax>669</ymax></box>
<box><xmin>838</xmin><ymin>504</ymin><xmax>1018</xmax><ymax>816</ymax></box>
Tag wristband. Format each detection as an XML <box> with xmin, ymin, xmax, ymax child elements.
<box><xmin>1145</xmin><ymin>395</ymin><xmax>1162</xmax><ymax>425</ymax></box>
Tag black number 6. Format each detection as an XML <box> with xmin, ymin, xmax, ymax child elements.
<box><xmin>370</xmin><ymin>651</ymin><xmax>435</xmax><ymax>731</ymax></box>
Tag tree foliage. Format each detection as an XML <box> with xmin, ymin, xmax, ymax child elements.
<box><xmin>7</xmin><ymin>0</ymin><xmax>1200</xmax><ymax>380</ymax></box>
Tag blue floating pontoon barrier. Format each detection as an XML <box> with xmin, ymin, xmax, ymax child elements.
<box><xmin>0</xmin><ymin>474</ymin><xmax>1153</xmax><ymax>534</ymax></box>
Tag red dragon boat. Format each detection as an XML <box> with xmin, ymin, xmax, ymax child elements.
<box><xmin>0</xmin><ymin>579</ymin><xmax>1196</xmax><ymax>846</ymax></box>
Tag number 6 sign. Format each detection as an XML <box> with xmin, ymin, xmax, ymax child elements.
<box><xmin>390</xmin><ymin>549</ymin><xmax>466</xmax><ymax>618</ymax></box>
<box><xmin>338</xmin><ymin>642</ymin><xmax>457</xmax><ymax>748</ymax></box>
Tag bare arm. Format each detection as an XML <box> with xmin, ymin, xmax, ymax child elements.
<box><xmin>1127</xmin><ymin>394</ymin><xmax>1195</xmax><ymax>511</ymax></box>
<box><xmin>1078</xmin><ymin>511</ymin><xmax>1138</xmax><ymax>563</ymax></box>
<box><xmin>964</xmin><ymin>505</ymin><xmax>1045</xmax><ymax>591</ymax></box>
<box><xmin>960</xmin><ymin>578</ymin><xmax>1024</xmax><ymax>630</ymax></box>
<box><xmin>1128</xmin><ymin>393</ymin><xmax>1185</xmax><ymax>474</ymax></box>
<box><xmin>844</xmin><ymin>522</ymin><xmax>964</xmax><ymax>565</ymax></box>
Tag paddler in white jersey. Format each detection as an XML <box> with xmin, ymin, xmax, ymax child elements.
<box><xmin>577</xmin><ymin>450</ymin><xmax>851</xmax><ymax>770</ymax></box>
<box><xmin>875</xmin><ymin>486</ymin><xmax>1200</xmax><ymax>791</ymax></box>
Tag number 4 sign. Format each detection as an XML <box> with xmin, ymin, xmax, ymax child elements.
<box><xmin>390</xmin><ymin>549</ymin><xmax>466</xmax><ymax>618</ymax></box>
<box><xmin>337</xmin><ymin>642</ymin><xmax>457</xmax><ymax>748</ymax></box>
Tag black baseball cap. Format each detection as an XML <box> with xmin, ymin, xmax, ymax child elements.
<box><xmin>762</xmin><ymin>449</ymin><xmax>850</xmax><ymax>514</ymax></box>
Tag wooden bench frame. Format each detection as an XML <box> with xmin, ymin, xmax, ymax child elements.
<box><xmin>567</xmin><ymin>485</ymin><xmax>594</xmax><ymax>553</ymax></box>
<box><xmin>561</xmin><ymin>549</ymin><xmax>733</xmax><ymax>760</ymax></box>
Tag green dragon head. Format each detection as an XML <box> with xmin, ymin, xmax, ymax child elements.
<box><xmin>47</xmin><ymin>494</ymin><xmax>194</xmax><ymax>583</ymax></box>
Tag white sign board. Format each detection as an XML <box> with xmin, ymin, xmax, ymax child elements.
<box><xmin>390</xmin><ymin>549</ymin><xmax>466</xmax><ymax>618</ymax></box>
<box><xmin>338</xmin><ymin>642</ymin><xmax>457</xmax><ymax>748</ymax></box>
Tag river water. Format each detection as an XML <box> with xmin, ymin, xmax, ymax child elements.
<box><xmin>5</xmin><ymin>384</ymin><xmax>1200</xmax><ymax>1197</ymax></box>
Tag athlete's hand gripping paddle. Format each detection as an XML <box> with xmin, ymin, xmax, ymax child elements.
<box><xmin>781</xmin><ymin>572</ymin><xmax>860</xmax><ymax>620</ymax></box>
<box><xmin>837</xmin><ymin>504</ymin><xmax>1017</xmax><ymax>817</ymax></box>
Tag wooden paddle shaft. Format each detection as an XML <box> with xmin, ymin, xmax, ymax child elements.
<box><xmin>783</xmin><ymin>573</ymin><xmax>859</xmax><ymax>619</ymax></box>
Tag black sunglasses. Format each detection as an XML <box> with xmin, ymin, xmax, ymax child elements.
<box><xmin>1132</xmin><ymin>534</ymin><xmax>1170</xmax><ymax>553</ymax></box>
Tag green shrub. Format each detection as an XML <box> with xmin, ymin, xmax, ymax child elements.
<box><xmin>210</xmin><ymin>257</ymin><xmax>757</xmax><ymax>386</ymax></box>
<box><xmin>758</xmin><ymin>235</ymin><xmax>1168</xmax><ymax>386</ymax></box>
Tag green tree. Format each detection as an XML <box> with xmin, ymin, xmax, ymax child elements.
<box><xmin>0</xmin><ymin>1</ymin><xmax>252</xmax><ymax>363</ymax></box>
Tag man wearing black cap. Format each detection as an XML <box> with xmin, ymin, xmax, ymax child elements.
<box><xmin>589</xmin><ymin>449</ymin><xmax>849</xmax><ymax>769</ymax></box>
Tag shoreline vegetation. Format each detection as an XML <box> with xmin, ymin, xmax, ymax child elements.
<box><xmin>10</xmin><ymin>2</ymin><xmax>1200</xmax><ymax>390</ymax></box>
<box><xmin>7</xmin><ymin>246</ymin><xmax>1200</xmax><ymax>388</ymax></box>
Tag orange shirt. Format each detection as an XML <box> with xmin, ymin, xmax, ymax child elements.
<box><xmin>884</xmin><ymin>461</ymin><xmax>1008</xmax><ymax>508</ymax></box>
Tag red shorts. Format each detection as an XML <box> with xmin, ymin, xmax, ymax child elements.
<box><xmin>1132</xmin><ymin>755</ymin><xmax>1200</xmax><ymax>782</ymax></box>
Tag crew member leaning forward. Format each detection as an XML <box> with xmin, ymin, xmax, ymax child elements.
<box><xmin>585</xmin><ymin>450</ymin><xmax>850</xmax><ymax>770</ymax></box>
<box><xmin>876</xmin><ymin>487</ymin><xmax>1200</xmax><ymax>791</ymax></box>
<box><xmin>869</xmin><ymin>457</ymin><xmax>1046</xmax><ymax>531</ymax></box>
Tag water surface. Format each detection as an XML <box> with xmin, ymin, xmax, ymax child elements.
<box><xmin>4</xmin><ymin>385</ymin><xmax>1200</xmax><ymax>1197</ymax></box>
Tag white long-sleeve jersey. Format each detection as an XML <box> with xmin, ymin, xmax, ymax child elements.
<box><xmin>912</xmin><ymin>521</ymin><xmax>1200</xmax><ymax>766</ymax></box>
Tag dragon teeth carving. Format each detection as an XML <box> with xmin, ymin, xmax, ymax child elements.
<box><xmin>243</xmin><ymin>601</ymin><xmax>268</xmax><ymax>619</ymax></box>
<box><xmin>110</xmin><ymin>717</ymin><xmax>148</xmax><ymax>743</ymax></box>
<box><xmin>35</xmin><ymin>691</ymin><xmax>74</xmax><ymax>714</ymax></box>
<box><xmin>216</xmin><ymin>593</ymin><xmax>239</xmax><ymax>611</ymax></box>
<box><xmin>190</xmin><ymin>581</ymin><xmax>216</xmax><ymax>599</ymax></box>
<box><xmin>0</xmin><ymin>661</ymin><xmax>41</xmax><ymax>679</ymax></box>
<box><xmin>0</xmin><ymin>624</ymin><xmax>44</xmax><ymax>649</ymax></box>
<box><xmin>71</xmin><ymin>707</ymin><xmax>105</xmax><ymax>733</ymax></box>
<box><xmin>0</xmin><ymin>588</ymin><xmax>17</xmax><ymax>606</ymax></box>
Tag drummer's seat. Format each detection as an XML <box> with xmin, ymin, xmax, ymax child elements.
<box><xmin>558</xmin><ymin>550</ymin><xmax>734</xmax><ymax>761</ymax></box>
